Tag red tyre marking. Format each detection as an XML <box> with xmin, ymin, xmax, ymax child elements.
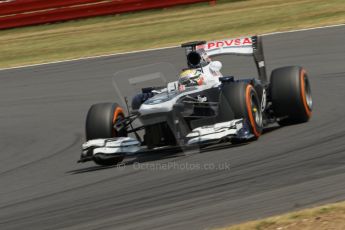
<box><xmin>300</xmin><ymin>69</ymin><xmax>312</xmax><ymax>118</ymax></box>
<box><xmin>245</xmin><ymin>85</ymin><xmax>261</xmax><ymax>137</ymax></box>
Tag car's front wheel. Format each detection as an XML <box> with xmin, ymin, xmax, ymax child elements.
<box><xmin>85</xmin><ymin>102</ymin><xmax>127</xmax><ymax>165</ymax></box>
<box><xmin>86</xmin><ymin>102</ymin><xmax>126</xmax><ymax>140</ymax></box>
<box><xmin>219</xmin><ymin>82</ymin><xmax>263</xmax><ymax>138</ymax></box>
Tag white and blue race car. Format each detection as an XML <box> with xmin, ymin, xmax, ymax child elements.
<box><xmin>79</xmin><ymin>35</ymin><xmax>313</xmax><ymax>166</ymax></box>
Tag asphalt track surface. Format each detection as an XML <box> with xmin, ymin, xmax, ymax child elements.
<box><xmin>1</xmin><ymin>26</ymin><xmax>345</xmax><ymax>230</ymax></box>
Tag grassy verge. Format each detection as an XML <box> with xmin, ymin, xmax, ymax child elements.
<box><xmin>216</xmin><ymin>201</ymin><xmax>345</xmax><ymax>230</ymax></box>
<box><xmin>0</xmin><ymin>0</ymin><xmax>344</xmax><ymax>68</ymax></box>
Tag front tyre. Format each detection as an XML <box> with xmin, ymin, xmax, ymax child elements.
<box><xmin>219</xmin><ymin>82</ymin><xmax>263</xmax><ymax>138</ymax></box>
<box><xmin>270</xmin><ymin>66</ymin><xmax>312</xmax><ymax>125</ymax></box>
<box><xmin>86</xmin><ymin>103</ymin><xmax>126</xmax><ymax>140</ymax></box>
<box><xmin>85</xmin><ymin>103</ymin><xmax>126</xmax><ymax>166</ymax></box>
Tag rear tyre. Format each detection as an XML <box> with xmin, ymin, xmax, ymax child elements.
<box><xmin>270</xmin><ymin>66</ymin><xmax>312</xmax><ymax>125</ymax></box>
<box><xmin>85</xmin><ymin>103</ymin><xmax>126</xmax><ymax>166</ymax></box>
<box><xmin>219</xmin><ymin>82</ymin><xmax>263</xmax><ymax>138</ymax></box>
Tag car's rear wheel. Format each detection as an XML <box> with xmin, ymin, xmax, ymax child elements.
<box><xmin>219</xmin><ymin>82</ymin><xmax>263</xmax><ymax>138</ymax></box>
<box><xmin>270</xmin><ymin>66</ymin><xmax>312</xmax><ymax>125</ymax></box>
<box><xmin>85</xmin><ymin>102</ymin><xmax>126</xmax><ymax>165</ymax></box>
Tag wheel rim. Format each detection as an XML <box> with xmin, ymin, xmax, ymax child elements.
<box><xmin>304</xmin><ymin>75</ymin><xmax>313</xmax><ymax>110</ymax></box>
<box><xmin>113</xmin><ymin>114</ymin><xmax>126</xmax><ymax>137</ymax></box>
<box><xmin>112</xmin><ymin>106</ymin><xmax>125</xmax><ymax>137</ymax></box>
<box><xmin>251</xmin><ymin>94</ymin><xmax>263</xmax><ymax>128</ymax></box>
<box><xmin>300</xmin><ymin>70</ymin><xmax>312</xmax><ymax>118</ymax></box>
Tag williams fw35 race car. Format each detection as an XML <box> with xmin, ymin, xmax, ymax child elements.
<box><xmin>79</xmin><ymin>35</ymin><xmax>313</xmax><ymax>166</ymax></box>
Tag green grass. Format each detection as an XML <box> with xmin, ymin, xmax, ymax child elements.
<box><xmin>0</xmin><ymin>0</ymin><xmax>344</xmax><ymax>68</ymax></box>
<box><xmin>216</xmin><ymin>201</ymin><xmax>345</xmax><ymax>230</ymax></box>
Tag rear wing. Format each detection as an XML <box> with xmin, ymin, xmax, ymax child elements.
<box><xmin>182</xmin><ymin>35</ymin><xmax>267</xmax><ymax>82</ymax></box>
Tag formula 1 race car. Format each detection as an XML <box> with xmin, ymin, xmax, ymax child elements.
<box><xmin>79</xmin><ymin>35</ymin><xmax>313</xmax><ymax>166</ymax></box>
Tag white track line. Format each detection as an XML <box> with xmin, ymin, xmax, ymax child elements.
<box><xmin>1</xmin><ymin>23</ymin><xmax>344</xmax><ymax>71</ymax></box>
<box><xmin>261</xmin><ymin>23</ymin><xmax>345</xmax><ymax>36</ymax></box>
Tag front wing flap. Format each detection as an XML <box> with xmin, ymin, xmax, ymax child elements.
<box><xmin>186</xmin><ymin>119</ymin><xmax>253</xmax><ymax>145</ymax></box>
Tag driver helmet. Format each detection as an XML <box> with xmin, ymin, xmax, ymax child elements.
<box><xmin>178</xmin><ymin>69</ymin><xmax>204</xmax><ymax>88</ymax></box>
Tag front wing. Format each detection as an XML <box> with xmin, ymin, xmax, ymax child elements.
<box><xmin>79</xmin><ymin>119</ymin><xmax>253</xmax><ymax>163</ymax></box>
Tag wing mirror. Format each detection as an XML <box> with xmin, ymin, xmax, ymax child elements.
<box><xmin>209</xmin><ymin>61</ymin><xmax>222</xmax><ymax>72</ymax></box>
